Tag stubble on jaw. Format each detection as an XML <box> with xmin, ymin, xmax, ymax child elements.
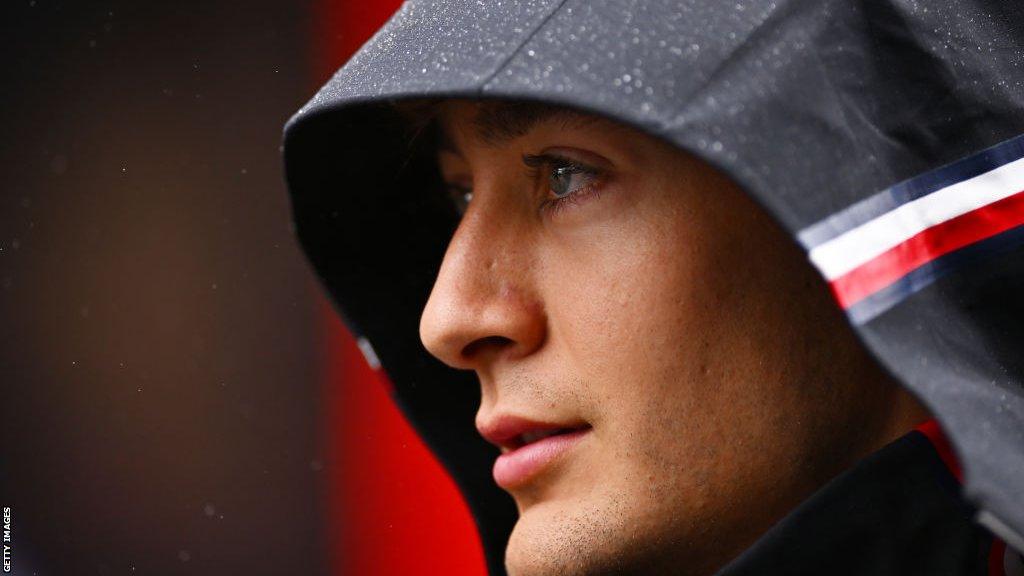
<box><xmin>506</xmin><ymin>483</ymin><xmax>726</xmax><ymax>576</ymax></box>
<box><xmin>507</xmin><ymin>492</ymin><xmax>637</xmax><ymax>576</ymax></box>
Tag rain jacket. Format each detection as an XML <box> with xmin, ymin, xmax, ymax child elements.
<box><xmin>282</xmin><ymin>1</ymin><xmax>1024</xmax><ymax>574</ymax></box>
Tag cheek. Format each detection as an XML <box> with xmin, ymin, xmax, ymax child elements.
<box><xmin>538</xmin><ymin>205</ymin><xmax>722</xmax><ymax>453</ymax></box>
<box><xmin>523</xmin><ymin>219</ymin><xmax>736</xmax><ymax>568</ymax></box>
<box><xmin>533</xmin><ymin>186</ymin><xmax>794</xmax><ymax>497</ymax></box>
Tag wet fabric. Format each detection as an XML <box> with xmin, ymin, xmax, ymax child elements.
<box><xmin>282</xmin><ymin>1</ymin><xmax>1024</xmax><ymax>573</ymax></box>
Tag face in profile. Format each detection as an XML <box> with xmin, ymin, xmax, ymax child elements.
<box><xmin>418</xmin><ymin>100</ymin><xmax>927</xmax><ymax>575</ymax></box>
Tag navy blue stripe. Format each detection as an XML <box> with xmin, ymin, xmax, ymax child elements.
<box><xmin>799</xmin><ymin>133</ymin><xmax>1024</xmax><ymax>250</ymax></box>
<box><xmin>846</xmin><ymin>222</ymin><xmax>1024</xmax><ymax>325</ymax></box>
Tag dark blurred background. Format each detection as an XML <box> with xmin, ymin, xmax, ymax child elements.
<box><xmin>2</xmin><ymin>1</ymin><xmax>485</xmax><ymax>574</ymax></box>
<box><xmin>2</xmin><ymin>1</ymin><xmax>324</xmax><ymax>574</ymax></box>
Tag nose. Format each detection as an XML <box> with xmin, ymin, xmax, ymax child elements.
<box><xmin>419</xmin><ymin>205</ymin><xmax>547</xmax><ymax>371</ymax></box>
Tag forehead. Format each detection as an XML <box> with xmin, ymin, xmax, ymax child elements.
<box><xmin>435</xmin><ymin>100</ymin><xmax>619</xmax><ymax>153</ymax></box>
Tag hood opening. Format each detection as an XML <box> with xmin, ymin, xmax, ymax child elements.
<box><xmin>285</xmin><ymin>100</ymin><xmax>518</xmax><ymax>573</ymax></box>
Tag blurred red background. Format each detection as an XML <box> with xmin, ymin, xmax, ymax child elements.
<box><xmin>314</xmin><ymin>2</ymin><xmax>487</xmax><ymax>575</ymax></box>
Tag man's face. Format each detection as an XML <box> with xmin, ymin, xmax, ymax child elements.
<box><xmin>419</xmin><ymin>101</ymin><xmax>920</xmax><ymax>575</ymax></box>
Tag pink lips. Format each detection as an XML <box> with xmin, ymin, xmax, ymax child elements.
<box><xmin>477</xmin><ymin>416</ymin><xmax>591</xmax><ymax>489</ymax></box>
<box><xmin>492</xmin><ymin>428</ymin><xmax>589</xmax><ymax>488</ymax></box>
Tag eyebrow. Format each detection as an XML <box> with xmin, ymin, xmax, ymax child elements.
<box><xmin>436</xmin><ymin>102</ymin><xmax>608</xmax><ymax>155</ymax></box>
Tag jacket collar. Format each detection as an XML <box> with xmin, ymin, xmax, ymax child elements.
<box><xmin>716</xmin><ymin>423</ymin><xmax>1000</xmax><ymax>576</ymax></box>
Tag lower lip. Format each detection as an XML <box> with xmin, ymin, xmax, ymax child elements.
<box><xmin>493</xmin><ymin>428</ymin><xmax>590</xmax><ymax>489</ymax></box>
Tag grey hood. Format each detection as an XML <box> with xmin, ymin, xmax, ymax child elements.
<box><xmin>283</xmin><ymin>1</ymin><xmax>1024</xmax><ymax>572</ymax></box>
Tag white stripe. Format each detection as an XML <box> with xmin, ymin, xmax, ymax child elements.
<box><xmin>809</xmin><ymin>156</ymin><xmax>1024</xmax><ymax>281</ymax></box>
<box><xmin>356</xmin><ymin>336</ymin><xmax>382</xmax><ymax>370</ymax></box>
<box><xmin>978</xmin><ymin>510</ymin><xmax>1024</xmax><ymax>573</ymax></box>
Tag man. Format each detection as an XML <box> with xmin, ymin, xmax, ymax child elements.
<box><xmin>283</xmin><ymin>1</ymin><xmax>1024</xmax><ymax>574</ymax></box>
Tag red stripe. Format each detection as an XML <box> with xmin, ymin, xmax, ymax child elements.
<box><xmin>829</xmin><ymin>189</ymin><xmax>1024</xmax><ymax>309</ymax></box>
<box><xmin>915</xmin><ymin>419</ymin><xmax>962</xmax><ymax>482</ymax></box>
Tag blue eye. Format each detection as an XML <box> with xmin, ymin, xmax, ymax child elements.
<box><xmin>550</xmin><ymin>164</ymin><xmax>597</xmax><ymax>198</ymax></box>
<box><xmin>444</xmin><ymin>153</ymin><xmax>606</xmax><ymax>218</ymax></box>
<box><xmin>523</xmin><ymin>153</ymin><xmax>603</xmax><ymax>210</ymax></box>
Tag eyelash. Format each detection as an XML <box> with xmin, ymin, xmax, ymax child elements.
<box><xmin>443</xmin><ymin>154</ymin><xmax>606</xmax><ymax>217</ymax></box>
<box><xmin>522</xmin><ymin>153</ymin><xmax>604</xmax><ymax>216</ymax></box>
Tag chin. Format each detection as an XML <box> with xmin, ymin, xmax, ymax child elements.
<box><xmin>503</xmin><ymin>497</ymin><xmax>653</xmax><ymax>576</ymax></box>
